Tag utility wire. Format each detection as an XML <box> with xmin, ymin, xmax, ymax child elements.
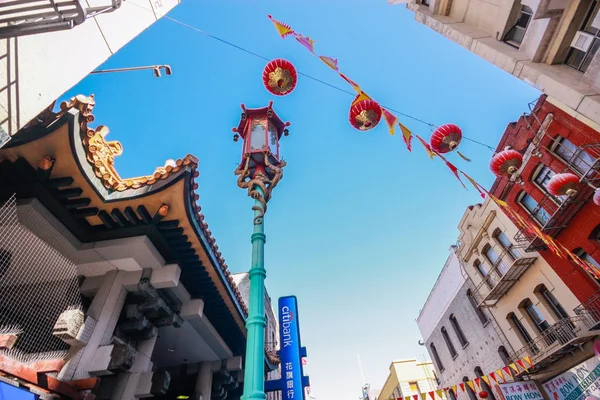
<box><xmin>128</xmin><ymin>2</ymin><xmax>496</xmax><ymax>151</ymax></box>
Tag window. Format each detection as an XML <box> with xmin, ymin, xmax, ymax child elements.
<box><xmin>421</xmin><ymin>0</ymin><xmax>431</xmax><ymax>6</ymax></box>
<box><xmin>509</xmin><ymin>312</ymin><xmax>534</xmax><ymax>343</ymax></box>
<box><xmin>534</xmin><ymin>165</ymin><xmax>568</xmax><ymax>203</ymax></box>
<box><xmin>539</xmin><ymin>286</ymin><xmax>569</xmax><ymax>320</ymax></box>
<box><xmin>441</xmin><ymin>326</ymin><xmax>457</xmax><ymax>358</ymax></box>
<box><xmin>553</xmin><ymin>137</ymin><xmax>597</xmax><ymax>175</ymax></box>
<box><xmin>449</xmin><ymin>314</ymin><xmax>468</xmax><ymax>347</ymax></box>
<box><xmin>430</xmin><ymin>343</ymin><xmax>444</xmax><ymax>372</ymax></box>
<box><xmin>498</xmin><ymin>346</ymin><xmax>510</xmax><ymax>365</ymax></box>
<box><xmin>474</xmin><ymin>259</ymin><xmax>497</xmax><ymax>288</ymax></box>
<box><xmin>467</xmin><ymin>289</ymin><xmax>488</xmax><ymax>324</ymax></box>
<box><xmin>494</xmin><ymin>229</ymin><xmax>520</xmax><ymax>260</ymax></box>
<box><xmin>504</xmin><ymin>5</ymin><xmax>533</xmax><ymax>47</ymax></box>
<box><xmin>567</xmin><ymin>0</ymin><xmax>600</xmax><ymax>72</ymax></box>
<box><xmin>484</xmin><ymin>244</ymin><xmax>509</xmax><ymax>276</ymax></box>
<box><xmin>524</xmin><ymin>300</ymin><xmax>551</xmax><ymax>333</ymax></box>
<box><xmin>518</xmin><ymin>193</ymin><xmax>551</xmax><ymax>225</ymax></box>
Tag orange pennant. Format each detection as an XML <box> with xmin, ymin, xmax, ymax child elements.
<box><xmin>509</xmin><ymin>363</ymin><xmax>520</xmax><ymax>374</ymax></box>
<box><xmin>319</xmin><ymin>56</ymin><xmax>339</xmax><ymax>71</ymax></box>
<box><xmin>421</xmin><ymin>394</ymin><xmax>427</xmax><ymax>400</ymax></box>
<box><xmin>381</xmin><ymin>108</ymin><xmax>398</xmax><ymax>136</ymax></box>
<box><xmin>416</xmin><ymin>135</ymin><xmax>435</xmax><ymax>159</ymax></box>
<box><xmin>436</xmin><ymin>390</ymin><xmax>443</xmax><ymax>399</ymax></box>
<box><xmin>339</xmin><ymin>73</ymin><xmax>361</xmax><ymax>93</ymax></box>
<box><xmin>400</xmin><ymin>123</ymin><xmax>413</xmax><ymax>151</ymax></box>
<box><xmin>482</xmin><ymin>376</ymin><xmax>490</xmax><ymax>387</ymax></box>
<box><xmin>497</xmin><ymin>369</ymin><xmax>506</xmax><ymax>382</ymax></box>
<box><xmin>524</xmin><ymin>356</ymin><xmax>534</xmax><ymax>369</ymax></box>
<box><xmin>267</xmin><ymin>15</ymin><xmax>294</xmax><ymax>38</ymax></box>
<box><xmin>461</xmin><ymin>171</ymin><xmax>487</xmax><ymax>199</ymax></box>
<box><xmin>351</xmin><ymin>91</ymin><xmax>372</xmax><ymax>106</ymax></box>
<box><xmin>452</xmin><ymin>386</ymin><xmax>457</xmax><ymax>395</ymax></box>
<box><xmin>446</xmin><ymin>161</ymin><xmax>467</xmax><ymax>190</ymax></box>
<box><xmin>467</xmin><ymin>381</ymin><xmax>475</xmax><ymax>392</ymax></box>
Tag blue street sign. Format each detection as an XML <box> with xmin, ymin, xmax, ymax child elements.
<box><xmin>265</xmin><ymin>296</ymin><xmax>310</xmax><ymax>400</ymax></box>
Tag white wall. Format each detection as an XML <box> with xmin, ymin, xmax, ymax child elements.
<box><xmin>0</xmin><ymin>0</ymin><xmax>179</xmax><ymax>137</ymax></box>
<box><xmin>416</xmin><ymin>248</ymin><xmax>466</xmax><ymax>342</ymax></box>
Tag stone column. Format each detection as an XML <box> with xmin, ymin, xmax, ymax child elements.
<box><xmin>195</xmin><ymin>361</ymin><xmax>215</xmax><ymax>400</ymax></box>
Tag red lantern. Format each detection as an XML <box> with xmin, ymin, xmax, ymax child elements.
<box><xmin>430</xmin><ymin>124</ymin><xmax>462</xmax><ymax>153</ymax></box>
<box><xmin>479</xmin><ymin>391</ymin><xmax>489</xmax><ymax>399</ymax></box>
<box><xmin>547</xmin><ymin>172</ymin><xmax>580</xmax><ymax>197</ymax></box>
<box><xmin>262</xmin><ymin>59</ymin><xmax>298</xmax><ymax>96</ymax></box>
<box><xmin>349</xmin><ymin>99</ymin><xmax>382</xmax><ymax>131</ymax></box>
<box><xmin>490</xmin><ymin>149</ymin><xmax>523</xmax><ymax>177</ymax></box>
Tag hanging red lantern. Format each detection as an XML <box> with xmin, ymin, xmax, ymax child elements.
<box><xmin>349</xmin><ymin>99</ymin><xmax>382</xmax><ymax>131</ymax></box>
<box><xmin>490</xmin><ymin>149</ymin><xmax>523</xmax><ymax>177</ymax></box>
<box><xmin>430</xmin><ymin>124</ymin><xmax>462</xmax><ymax>154</ymax></box>
<box><xmin>547</xmin><ymin>172</ymin><xmax>580</xmax><ymax>197</ymax></box>
<box><xmin>262</xmin><ymin>59</ymin><xmax>298</xmax><ymax>96</ymax></box>
<box><xmin>479</xmin><ymin>391</ymin><xmax>489</xmax><ymax>399</ymax></box>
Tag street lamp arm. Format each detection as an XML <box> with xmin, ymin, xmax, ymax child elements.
<box><xmin>90</xmin><ymin>64</ymin><xmax>172</xmax><ymax>76</ymax></box>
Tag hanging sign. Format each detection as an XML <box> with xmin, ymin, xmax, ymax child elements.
<box><xmin>499</xmin><ymin>382</ymin><xmax>543</xmax><ymax>400</ymax></box>
<box><xmin>543</xmin><ymin>357</ymin><xmax>600</xmax><ymax>400</ymax></box>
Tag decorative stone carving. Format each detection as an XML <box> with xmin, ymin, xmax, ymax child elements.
<box><xmin>53</xmin><ymin>309</ymin><xmax>85</xmax><ymax>347</ymax></box>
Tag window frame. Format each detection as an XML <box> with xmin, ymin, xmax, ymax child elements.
<box><xmin>503</xmin><ymin>5</ymin><xmax>533</xmax><ymax>48</ymax></box>
<box><xmin>441</xmin><ymin>326</ymin><xmax>458</xmax><ymax>359</ymax></box>
<box><xmin>449</xmin><ymin>314</ymin><xmax>469</xmax><ymax>348</ymax></box>
<box><xmin>467</xmin><ymin>289</ymin><xmax>489</xmax><ymax>325</ymax></box>
<box><xmin>493</xmin><ymin>228</ymin><xmax>520</xmax><ymax>261</ymax></box>
<box><xmin>517</xmin><ymin>191</ymin><xmax>551</xmax><ymax>226</ymax></box>
<box><xmin>550</xmin><ymin>136</ymin><xmax>597</xmax><ymax>176</ymax></box>
<box><xmin>430</xmin><ymin>343</ymin><xmax>444</xmax><ymax>372</ymax></box>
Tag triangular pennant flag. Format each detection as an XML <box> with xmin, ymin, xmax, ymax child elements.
<box><xmin>489</xmin><ymin>372</ymin><xmax>497</xmax><ymax>383</ymax></box>
<box><xmin>503</xmin><ymin>366</ymin><xmax>513</xmax><ymax>379</ymax></box>
<box><xmin>436</xmin><ymin>390</ymin><xmax>443</xmax><ymax>399</ymax></box>
<box><xmin>509</xmin><ymin>363</ymin><xmax>520</xmax><ymax>374</ymax></box>
<box><xmin>524</xmin><ymin>356</ymin><xmax>534</xmax><ymax>369</ymax></box>
<box><xmin>467</xmin><ymin>381</ymin><xmax>475</xmax><ymax>392</ymax></box>
<box><xmin>405</xmin><ymin>397</ymin><xmax>411</xmax><ymax>400</ymax></box>
<box><xmin>459</xmin><ymin>383</ymin><xmax>465</xmax><ymax>393</ymax></box>
<box><xmin>294</xmin><ymin>34</ymin><xmax>315</xmax><ymax>53</ymax></box>
<box><xmin>339</xmin><ymin>73</ymin><xmax>361</xmax><ymax>93</ymax></box>
<box><xmin>381</xmin><ymin>108</ymin><xmax>398</xmax><ymax>136</ymax></box>
<box><xmin>400</xmin><ymin>123</ymin><xmax>413</xmax><ymax>151</ymax></box>
<box><xmin>473</xmin><ymin>378</ymin><xmax>481</xmax><ymax>390</ymax></box>
<box><xmin>319</xmin><ymin>56</ymin><xmax>339</xmax><ymax>71</ymax></box>
<box><xmin>446</xmin><ymin>161</ymin><xmax>467</xmax><ymax>190</ymax></box>
<box><xmin>351</xmin><ymin>91</ymin><xmax>372</xmax><ymax>106</ymax></box>
<box><xmin>428</xmin><ymin>392</ymin><xmax>435</xmax><ymax>400</ymax></box>
<box><xmin>413</xmin><ymin>395</ymin><xmax>419</xmax><ymax>400</ymax></box>
<box><xmin>416</xmin><ymin>135</ymin><xmax>436</xmax><ymax>159</ymax></box>
<box><xmin>516</xmin><ymin>359</ymin><xmax>528</xmax><ymax>372</ymax></box>
<box><xmin>497</xmin><ymin>369</ymin><xmax>506</xmax><ymax>382</ymax></box>
<box><xmin>461</xmin><ymin>171</ymin><xmax>487</xmax><ymax>199</ymax></box>
<box><xmin>421</xmin><ymin>394</ymin><xmax>427</xmax><ymax>400</ymax></box>
<box><xmin>452</xmin><ymin>386</ymin><xmax>457</xmax><ymax>395</ymax></box>
<box><xmin>482</xmin><ymin>376</ymin><xmax>491</xmax><ymax>386</ymax></box>
<box><xmin>267</xmin><ymin>15</ymin><xmax>294</xmax><ymax>38</ymax></box>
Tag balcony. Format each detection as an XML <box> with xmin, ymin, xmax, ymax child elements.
<box><xmin>574</xmin><ymin>289</ymin><xmax>600</xmax><ymax>330</ymax></box>
<box><xmin>508</xmin><ymin>315</ymin><xmax>599</xmax><ymax>372</ymax></box>
<box><xmin>0</xmin><ymin>0</ymin><xmax>121</xmax><ymax>39</ymax></box>
<box><xmin>474</xmin><ymin>248</ymin><xmax>537</xmax><ymax>307</ymax></box>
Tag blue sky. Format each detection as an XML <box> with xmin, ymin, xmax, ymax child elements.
<box><xmin>61</xmin><ymin>1</ymin><xmax>539</xmax><ymax>399</ymax></box>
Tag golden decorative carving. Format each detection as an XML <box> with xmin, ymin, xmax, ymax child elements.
<box><xmin>234</xmin><ymin>153</ymin><xmax>286</xmax><ymax>225</ymax></box>
<box><xmin>38</xmin><ymin>156</ymin><xmax>55</xmax><ymax>171</ymax></box>
<box><xmin>268</xmin><ymin>67</ymin><xmax>293</xmax><ymax>94</ymax></box>
<box><xmin>354</xmin><ymin>109</ymin><xmax>378</xmax><ymax>130</ymax></box>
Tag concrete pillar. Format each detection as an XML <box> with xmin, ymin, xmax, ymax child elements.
<box><xmin>195</xmin><ymin>362</ymin><xmax>214</xmax><ymax>400</ymax></box>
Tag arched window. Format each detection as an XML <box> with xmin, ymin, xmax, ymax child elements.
<box><xmin>475</xmin><ymin>367</ymin><xmax>496</xmax><ymax>400</ymax></box>
<box><xmin>518</xmin><ymin>192</ymin><xmax>551</xmax><ymax>226</ymax></box>
<box><xmin>522</xmin><ymin>299</ymin><xmax>551</xmax><ymax>333</ymax></box>
<box><xmin>430</xmin><ymin>343</ymin><xmax>444</xmax><ymax>372</ymax></box>
<box><xmin>467</xmin><ymin>289</ymin><xmax>488</xmax><ymax>325</ymax></box>
<box><xmin>507</xmin><ymin>312</ymin><xmax>534</xmax><ymax>344</ymax></box>
<box><xmin>474</xmin><ymin>259</ymin><xmax>496</xmax><ymax>288</ymax></box>
<box><xmin>498</xmin><ymin>346</ymin><xmax>510</xmax><ymax>365</ymax></box>
<box><xmin>483</xmin><ymin>244</ymin><xmax>509</xmax><ymax>276</ymax></box>
<box><xmin>441</xmin><ymin>326</ymin><xmax>457</xmax><ymax>358</ymax></box>
<box><xmin>449</xmin><ymin>314</ymin><xmax>468</xmax><ymax>347</ymax></box>
<box><xmin>504</xmin><ymin>5</ymin><xmax>533</xmax><ymax>47</ymax></box>
<box><xmin>535</xmin><ymin>284</ymin><xmax>569</xmax><ymax>320</ymax></box>
<box><xmin>493</xmin><ymin>228</ymin><xmax>520</xmax><ymax>260</ymax></box>
<box><xmin>463</xmin><ymin>377</ymin><xmax>478</xmax><ymax>400</ymax></box>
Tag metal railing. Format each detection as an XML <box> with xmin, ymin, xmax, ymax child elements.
<box><xmin>574</xmin><ymin>289</ymin><xmax>600</xmax><ymax>330</ymax></box>
<box><xmin>0</xmin><ymin>0</ymin><xmax>121</xmax><ymax>39</ymax></box>
<box><xmin>508</xmin><ymin>315</ymin><xmax>596</xmax><ymax>368</ymax></box>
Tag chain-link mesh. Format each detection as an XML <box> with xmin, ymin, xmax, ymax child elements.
<box><xmin>0</xmin><ymin>194</ymin><xmax>83</xmax><ymax>363</ymax></box>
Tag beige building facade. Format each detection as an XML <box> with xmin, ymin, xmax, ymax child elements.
<box><xmin>390</xmin><ymin>0</ymin><xmax>600</xmax><ymax>127</ymax></box>
<box><xmin>457</xmin><ymin>198</ymin><xmax>599</xmax><ymax>382</ymax></box>
<box><xmin>379</xmin><ymin>359</ymin><xmax>439</xmax><ymax>400</ymax></box>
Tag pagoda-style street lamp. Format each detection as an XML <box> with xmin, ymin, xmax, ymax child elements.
<box><xmin>232</xmin><ymin>101</ymin><xmax>290</xmax><ymax>400</ymax></box>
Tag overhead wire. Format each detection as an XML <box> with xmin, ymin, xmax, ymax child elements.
<box><xmin>128</xmin><ymin>2</ymin><xmax>496</xmax><ymax>151</ymax></box>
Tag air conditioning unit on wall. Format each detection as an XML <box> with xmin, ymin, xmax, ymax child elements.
<box><xmin>571</xmin><ymin>31</ymin><xmax>595</xmax><ymax>52</ymax></box>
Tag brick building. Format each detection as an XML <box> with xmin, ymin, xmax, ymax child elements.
<box><xmin>491</xmin><ymin>94</ymin><xmax>600</xmax><ymax>304</ymax></box>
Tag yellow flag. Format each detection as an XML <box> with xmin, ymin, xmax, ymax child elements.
<box><xmin>467</xmin><ymin>381</ymin><xmax>475</xmax><ymax>392</ymax></box>
<box><xmin>267</xmin><ymin>15</ymin><xmax>294</xmax><ymax>38</ymax></box>
<box><xmin>509</xmin><ymin>363</ymin><xmax>520</xmax><ymax>374</ymax></box>
<box><xmin>351</xmin><ymin>91</ymin><xmax>372</xmax><ymax>106</ymax></box>
<box><xmin>482</xmin><ymin>376</ymin><xmax>491</xmax><ymax>386</ymax></box>
<box><xmin>436</xmin><ymin>390</ymin><xmax>443</xmax><ymax>399</ymax></box>
<box><xmin>524</xmin><ymin>356</ymin><xmax>533</xmax><ymax>369</ymax></box>
<box><xmin>399</xmin><ymin>123</ymin><xmax>413</xmax><ymax>151</ymax></box>
<box><xmin>452</xmin><ymin>385</ymin><xmax>457</xmax><ymax>394</ymax></box>
<box><xmin>421</xmin><ymin>394</ymin><xmax>427</xmax><ymax>400</ymax></box>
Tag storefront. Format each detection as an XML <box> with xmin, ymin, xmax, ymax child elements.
<box><xmin>543</xmin><ymin>357</ymin><xmax>600</xmax><ymax>400</ymax></box>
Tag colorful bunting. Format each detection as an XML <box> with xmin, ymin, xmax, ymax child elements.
<box><xmin>351</xmin><ymin>91</ymin><xmax>372</xmax><ymax>106</ymax></box>
<box><xmin>319</xmin><ymin>55</ymin><xmax>339</xmax><ymax>71</ymax></box>
<box><xmin>502</xmin><ymin>366</ymin><xmax>513</xmax><ymax>379</ymax></box>
<box><xmin>467</xmin><ymin>381</ymin><xmax>475</xmax><ymax>392</ymax></box>
<box><xmin>339</xmin><ymin>73</ymin><xmax>361</xmax><ymax>93</ymax></box>
<box><xmin>428</xmin><ymin>391</ymin><xmax>436</xmax><ymax>400</ymax></box>
<box><xmin>421</xmin><ymin>394</ymin><xmax>427</xmax><ymax>400</ymax></box>
<box><xmin>459</xmin><ymin>383</ymin><xmax>465</xmax><ymax>393</ymax></box>
<box><xmin>452</xmin><ymin>386</ymin><xmax>457</xmax><ymax>395</ymax></box>
<box><xmin>268</xmin><ymin>15</ymin><xmax>294</xmax><ymax>38</ymax></box>
<box><xmin>445</xmin><ymin>161</ymin><xmax>467</xmax><ymax>190</ymax></box>
<box><xmin>516</xmin><ymin>359</ymin><xmax>528</xmax><ymax>372</ymax></box>
<box><xmin>399</xmin><ymin>123</ymin><xmax>413</xmax><ymax>151</ymax></box>
<box><xmin>482</xmin><ymin>376</ymin><xmax>490</xmax><ymax>386</ymax></box>
<box><xmin>461</xmin><ymin>171</ymin><xmax>486</xmax><ymax>199</ymax></box>
<box><xmin>496</xmin><ymin>369</ymin><xmax>506</xmax><ymax>382</ymax></box>
<box><xmin>473</xmin><ymin>378</ymin><xmax>481</xmax><ymax>390</ymax></box>
<box><xmin>489</xmin><ymin>372</ymin><xmax>497</xmax><ymax>383</ymax></box>
<box><xmin>509</xmin><ymin>363</ymin><xmax>520</xmax><ymax>374</ymax></box>
<box><xmin>436</xmin><ymin>390</ymin><xmax>443</xmax><ymax>399</ymax></box>
<box><xmin>413</xmin><ymin>395</ymin><xmax>419</xmax><ymax>400</ymax></box>
<box><xmin>416</xmin><ymin>135</ymin><xmax>436</xmax><ymax>159</ymax></box>
<box><xmin>382</xmin><ymin>108</ymin><xmax>399</xmax><ymax>136</ymax></box>
<box><xmin>524</xmin><ymin>356</ymin><xmax>533</xmax><ymax>369</ymax></box>
<box><xmin>294</xmin><ymin>34</ymin><xmax>315</xmax><ymax>53</ymax></box>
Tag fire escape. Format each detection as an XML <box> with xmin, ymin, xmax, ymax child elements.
<box><xmin>0</xmin><ymin>0</ymin><xmax>121</xmax><ymax>39</ymax></box>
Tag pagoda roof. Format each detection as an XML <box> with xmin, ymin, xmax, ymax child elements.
<box><xmin>0</xmin><ymin>95</ymin><xmax>278</xmax><ymax>365</ymax></box>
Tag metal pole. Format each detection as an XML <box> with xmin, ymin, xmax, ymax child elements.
<box><xmin>241</xmin><ymin>184</ymin><xmax>267</xmax><ymax>400</ymax></box>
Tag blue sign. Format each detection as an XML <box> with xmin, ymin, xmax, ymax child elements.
<box><xmin>265</xmin><ymin>296</ymin><xmax>310</xmax><ymax>400</ymax></box>
<box><xmin>0</xmin><ymin>382</ymin><xmax>37</xmax><ymax>400</ymax></box>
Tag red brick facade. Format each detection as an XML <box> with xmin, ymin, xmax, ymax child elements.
<box><xmin>490</xmin><ymin>95</ymin><xmax>600</xmax><ymax>303</ymax></box>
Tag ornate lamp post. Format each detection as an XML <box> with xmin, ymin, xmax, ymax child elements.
<box><xmin>232</xmin><ymin>101</ymin><xmax>290</xmax><ymax>400</ymax></box>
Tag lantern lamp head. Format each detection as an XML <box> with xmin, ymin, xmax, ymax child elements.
<box><xmin>232</xmin><ymin>101</ymin><xmax>290</xmax><ymax>179</ymax></box>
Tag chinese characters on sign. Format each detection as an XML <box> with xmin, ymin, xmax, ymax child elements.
<box><xmin>499</xmin><ymin>382</ymin><xmax>543</xmax><ymax>400</ymax></box>
<box><xmin>543</xmin><ymin>357</ymin><xmax>600</xmax><ymax>400</ymax></box>
<box><xmin>280</xmin><ymin>297</ymin><xmax>304</xmax><ymax>400</ymax></box>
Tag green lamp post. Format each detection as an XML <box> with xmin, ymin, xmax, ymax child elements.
<box><xmin>232</xmin><ymin>101</ymin><xmax>290</xmax><ymax>400</ymax></box>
